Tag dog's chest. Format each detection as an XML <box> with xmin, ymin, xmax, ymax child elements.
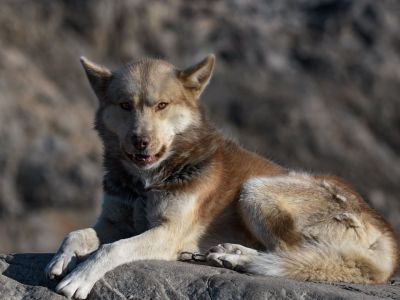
<box><xmin>144</xmin><ymin>191</ymin><xmax>198</xmax><ymax>227</ymax></box>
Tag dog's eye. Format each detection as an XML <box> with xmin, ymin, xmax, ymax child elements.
<box><xmin>156</xmin><ymin>102</ymin><xmax>169</xmax><ymax>111</ymax></box>
<box><xmin>120</xmin><ymin>102</ymin><xmax>133</xmax><ymax>111</ymax></box>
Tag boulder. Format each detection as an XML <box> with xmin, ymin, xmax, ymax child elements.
<box><xmin>1</xmin><ymin>253</ymin><xmax>399</xmax><ymax>300</ymax></box>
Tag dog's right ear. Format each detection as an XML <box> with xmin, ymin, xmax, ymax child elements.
<box><xmin>80</xmin><ymin>57</ymin><xmax>112</xmax><ymax>101</ymax></box>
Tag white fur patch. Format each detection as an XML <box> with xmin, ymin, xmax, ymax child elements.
<box><xmin>247</xmin><ymin>252</ymin><xmax>286</xmax><ymax>277</ymax></box>
<box><xmin>172</xmin><ymin>108</ymin><xmax>200</xmax><ymax>135</ymax></box>
<box><xmin>242</xmin><ymin>174</ymin><xmax>315</xmax><ymax>196</ymax></box>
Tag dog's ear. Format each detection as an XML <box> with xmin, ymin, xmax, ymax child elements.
<box><xmin>80</xmin><ymin>57</ymin><xmax>112</xmax><ymax>101</ymax></box>
<box><xmin>178</xmin><ymin>54</ymin><xmax>215</xmax><ymax>98</ymax></box>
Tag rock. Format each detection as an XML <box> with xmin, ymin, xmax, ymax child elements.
<box><xmin>0</xmin><ymin>0</ymin><xmax>400</xmax><ymax>254</ymax></box>
<box><xmin>0</xmin><ymin>253</ymin><xmax>399</xmax><ymax>300</ymax></box>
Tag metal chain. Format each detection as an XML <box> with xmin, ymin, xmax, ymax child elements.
<box><xmin>179</xmin><ymin>251</ymin><xmax>207</xmax><ymax>262</ymax></box>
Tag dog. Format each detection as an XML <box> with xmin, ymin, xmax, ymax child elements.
<box><xmin>45</xmin><ymin>55</ymin><xmax>399</xmax><ymax>299</ymax></box>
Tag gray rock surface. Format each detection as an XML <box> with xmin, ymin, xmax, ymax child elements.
<box><xmin>1</xmin><ymin>0</ymin><xmax>400</xmax><ymax>254</ymax></box>
<box><xmin>0</xmin><ymin>253</ymin><xmax>399</xmax><ymax>300</ymax></box>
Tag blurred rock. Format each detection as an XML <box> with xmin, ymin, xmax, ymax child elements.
<box><xmin>0</xmin><ymin>0</ymin><xmax>399</xmax><ymax>252</ymax></box>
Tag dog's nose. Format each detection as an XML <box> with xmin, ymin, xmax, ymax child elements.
<box><xmin>132</xmin><ymin>135</ymin><xmax>150</xmax><ymax>151</ymax></box>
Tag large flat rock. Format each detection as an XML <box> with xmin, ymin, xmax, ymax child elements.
<box><xmin>0</xmin><ymin>253</ymin><xmax>399</xmax><ymax>299</ymax></box>
<box><xmin>1</xmin><ymin>0</ymin><xmax>400</xmax><ymax>255</ymax></box>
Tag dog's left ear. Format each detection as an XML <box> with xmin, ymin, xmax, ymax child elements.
<box><xmin>80</xmin><ymin>57</ymin><xmax>112</xmax><ymax>102</ymax></box>
<box><xmin>178</xmin><ymin>54</ymin><xmax>215</xmax><ymax>98</ymax></box>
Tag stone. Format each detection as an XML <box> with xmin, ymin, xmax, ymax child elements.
<box><xmin>1</xmin><ymin>0</ymin><xmax>400</xmax><ymax>254</ymax></box>
<box><xmin>1</xmin><ymin>253</ymin><xmax>399</xmax><ymax>299</ymax></box>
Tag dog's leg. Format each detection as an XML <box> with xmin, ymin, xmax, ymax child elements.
<box><xmin>55</xmin><ymin>224</ymin><xmax>178</xmax><ymax>299</ymax></box>
<box><xmin>45</xmin><ymin>193</ymin><xmax>136</xmax><ymax>279</ymax></box>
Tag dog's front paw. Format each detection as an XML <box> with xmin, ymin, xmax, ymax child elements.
<box><xmin>55</xmin><ymin>266</ymin><xmax>98</xmax><ymax>299</ymax></box>
<box><xmin>45</xmin><ymin>252</ymin><xmax>78</xmax><ymax>279</ymax></box>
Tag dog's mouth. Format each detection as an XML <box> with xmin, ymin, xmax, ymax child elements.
<box><xmin>125</xmin><ymin>153</ymin><xmax>157</xmax><ymax>165</ymax></box>
<box><xmin>124</xmin><ymin>146</ymin><xmax>166</xmax><ymax>167</ymax></box>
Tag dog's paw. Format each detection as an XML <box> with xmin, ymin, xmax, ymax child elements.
<box><xmin>55</xmin><ymin>266</ymin><xmax>97</xmax><ymax>299</ymax></box>
<box><xmin>206</xmin><ymin>243</ymin><xmax>258</xmax><ymax>271</ymax></box>
<box><xmin>45</xmin><ymin>252</ymin><xmax>78</xmax><ymax>279</ymax></box>
<box><xmin>206</xmin><ymin>252</ymin><xmax>253</xmax><ymax>271</ymax></box>
<box><xmin>207</xmin><ymin>243</ymin><xmax>259</xmax><ymax>256</ymax></box>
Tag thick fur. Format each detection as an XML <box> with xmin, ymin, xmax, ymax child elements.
<box><xmin>45</xmin><ymin>55</ymin><xmax>399</xmax><ymax>299</ymax></box>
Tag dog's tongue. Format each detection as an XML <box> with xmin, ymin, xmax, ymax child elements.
<box><xmin>134</xmin><ymin>154</ymin><xmax>157</xmax><ymax>164</ymax></box>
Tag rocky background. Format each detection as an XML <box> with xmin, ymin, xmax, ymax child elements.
<box><xmin>0</xmin><ymin>0</ymin><xmax>399</xmax><ymax>253</ymax></box>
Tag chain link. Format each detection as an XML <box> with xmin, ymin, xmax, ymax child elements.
<box><xmin>180</xmin><ymin>251</ymin><xmax>207</xmax><ymax>262</ymax></box>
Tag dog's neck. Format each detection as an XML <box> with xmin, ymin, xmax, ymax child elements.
<box><xmin>102</xmin><ymin>117</ymin><xmax>223</xmax><ymax>198</ymax></box>
<box><xmin>145</xmin><ymin>119</ymin><xmax>222</xmax><ymax>191</ymax></box>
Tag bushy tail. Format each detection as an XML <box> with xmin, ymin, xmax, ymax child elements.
<box><xmin>247</xmin><ymin>241</ymin><xmax>397</xmax><ymax>284</ymax></box>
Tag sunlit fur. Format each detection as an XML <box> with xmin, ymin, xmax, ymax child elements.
<box><xmin>45</xmin><ymin>55</ymin><xmax>399</xmax><ymax>299</ymax></box>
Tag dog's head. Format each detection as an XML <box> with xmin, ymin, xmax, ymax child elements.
<box><xmin>81</xmin><ymin>55</ymin><xmax>215</xmax><ymax>170</ymax></box>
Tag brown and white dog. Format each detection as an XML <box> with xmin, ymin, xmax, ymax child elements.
<box><xmin>45</xmin><ymin>55</ymin><xmax>399</xmax><ymax>299</ymax></box>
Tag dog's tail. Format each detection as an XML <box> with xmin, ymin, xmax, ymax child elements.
<box><xmin>246</xmin><ymin>238</ymin><xmax>398</xmax><ymax>284</ymax></box>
